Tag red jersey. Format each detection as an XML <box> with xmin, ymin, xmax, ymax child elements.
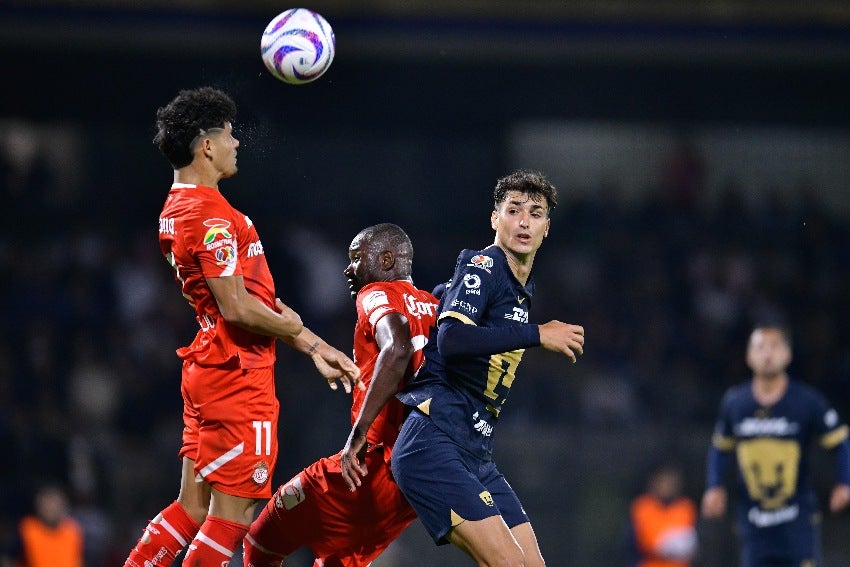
<box><xmin>158</xmin><ymin>183</ymin><xmax>276</xmax><ymax>368</ymax></box>
<box><xmin>351</xmin><ymin>280</ymin><xmax>439</xmax><ymax>452</ymax></box>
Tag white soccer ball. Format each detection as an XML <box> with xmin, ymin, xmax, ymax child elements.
<box><xmin>261</xmin><ymin>8</ymin><xmax>335</xmax><ymax>85</ymax></box>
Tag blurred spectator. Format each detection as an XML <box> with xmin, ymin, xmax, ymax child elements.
<box><xmin>1</xmin><ymin>484</ymin><xmax>84</xmax><ymax>567</ymax></box>
<box><xmin>624</xmin><ymin>461</ymin><xmax>698</xmax><ymax>567</ymax></box>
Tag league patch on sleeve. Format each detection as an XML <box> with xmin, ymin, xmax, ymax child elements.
<box><xmin>202</xmin><ymin>218</ymin><xmax>238</xmax><ymax>276</ymax></box>
<box><xmin>363</xmin><ymin>289</ymin><xmax>392</xmax><ymax>327</ymax></box>
<box><xmin>467</xmin><ymin>254</ymin><xmax>494</xmax><ymax>273</ymax></box>
<box><xmin>362</xmin><ymin>289</ymin><xmax>390</xmax><ymax>313</ymax></box>
<box><xmin>825</xmin><ymin>409</ymin><xmax>839</xmax><ymax>428</ymax></box>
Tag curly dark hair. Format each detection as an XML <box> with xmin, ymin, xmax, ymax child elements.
<box><xmin>493</xmin><ymin>169</ymin><xmax>558</xmax><ymax>214</ymax></box>
<box><xmin>153</xmin><ymin>87</ymin><xmax>237</xmax><ymax>169</ymax></box>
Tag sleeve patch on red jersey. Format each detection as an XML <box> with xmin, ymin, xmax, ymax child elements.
<box><xmin>362</xmin><ymin>289</ymin><xmax>389</xmax><ymax>313</ymax></box>
<box><xmin>203</xmin><ymin>218</ymin><xmax>233</xmax><ymax>245</ymax></box>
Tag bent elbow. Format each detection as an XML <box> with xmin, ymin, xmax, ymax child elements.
<box><xmin>281</xmin><ymin>312</ymin><xmax>304</xmax><ymax>337</ymax></box>
<box><xmin>217</xmin><ymin>303</ymin><xmax>249</xmax><ymax>326</ymax></box>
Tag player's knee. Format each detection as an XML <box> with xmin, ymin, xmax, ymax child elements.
<box><xmin>177</xmin><ymin>500</ymin><xmax>208</xmax><ymax>525</ymax></box>
<box><xmin>241</xmin><ymin>536</ymin><xmax>285</xmax><ymax>567</ymax></box>
<box><xmin>476</xmin><ymin>544</ymin><xmax>526</xmax><ymax>567</ymax></box>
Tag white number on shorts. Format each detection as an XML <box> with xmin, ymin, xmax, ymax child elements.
<box><xmin>253</xmin><ymin>420</ymin><xmax>272</xmax><ymax>455</ymax></box>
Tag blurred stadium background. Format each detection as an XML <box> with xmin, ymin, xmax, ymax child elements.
<box><xmin>2</xmin><ymin>1</ymin><xmax>850</xmax><ymax>565</ymax></box>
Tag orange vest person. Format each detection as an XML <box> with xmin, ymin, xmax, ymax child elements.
<box><xmin>628</xmin><ymin>463</ymin><xmax>698</xmax><ymax>567</ymax></box>
<box><xmin>12</xmin><ymin>485</ymin><xmax>84</xmax><ymax>567</ymax></box>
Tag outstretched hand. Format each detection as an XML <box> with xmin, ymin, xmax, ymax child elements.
<box><xmin>310</xmin><ymin>343</ymin><xmax>364</xmax><ymax>393</ymax></box>
<box><xmin>340</xmin><ymin>426</ymin><xmax>369</xmax><ymax>492</ymax></box>
<box><xmin>538</xmin><ymin>321</ymin><xmax>585</xmax><ymax>363</ymax></box>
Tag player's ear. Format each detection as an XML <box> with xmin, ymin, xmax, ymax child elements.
<box><xmin>381</xmin><ymin>250</ymin><xmax>395</xmax><ymax>270</ymax></box>
<box><xmin>491</xmin><ymin>209</ymin><xmax>499</xmax><ymax>231</ymax></box>
<box><xmin>544</xmin><ymin>218</ymin><xmax>550</xmax><ymax>238</ymax></box>
<box><xmin>199</xmin><ymin>136</ymin><xmax>214</xmax><ymax>159</ymax></box>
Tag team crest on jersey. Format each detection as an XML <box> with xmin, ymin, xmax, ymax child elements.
<box><xmin>479</xmin><ymin>490</ymin><xmax>494</xmax><ymax>506</ymax></box>
<box><xmin>202</xmin><ymin>218</ymin><xmax>232</xmax><ymax>244</ymax></box>
<box><xmin>252</xmin><ymin>461</ymin><xmax>270</xmax><ymax>486</ymax></box>
<box><xmin>467</xmin><ymin>255</ymin><xmax>493</xmax><ymax>273</ymax></box>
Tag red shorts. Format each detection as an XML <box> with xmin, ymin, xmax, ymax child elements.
<box><xmin>248</xmin><ymin>446</ymin><xmax>416</xmax><ymax>566</ymax></box>
<box><xmin>180</xmin><ymin>361</ymin><xmax>279</xmax><ymax>499</ymax></box>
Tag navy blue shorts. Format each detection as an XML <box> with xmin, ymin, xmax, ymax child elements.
<box><xmin>391</xmin><ymin>410</ymin><xmax>529</xmax><ymax>544</ymax></box>
<box><xmin>740</xmin><ymin>516</ymin><xmax>822</xmax><ymax>567</ymax></box>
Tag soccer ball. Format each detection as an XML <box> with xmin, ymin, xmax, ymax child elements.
<box><xmin>260</xmin><ymin>8</ymin><xmax>335</xmax><ymax>85</ymax></box>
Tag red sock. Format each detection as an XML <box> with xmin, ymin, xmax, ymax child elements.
<box><xmin>124</xmin><ymin>501</ymin><xmax>200</xmax><ymax>567</ymax></box>
<box><xmin>182</xmin><ymin>516</ymin><xmax>248</xmax><ymax>567</ymax></box>
<box><xmin>243</xmin><ymin>503</ymin><xmax>287</xmax><ymax>567</ymax></box>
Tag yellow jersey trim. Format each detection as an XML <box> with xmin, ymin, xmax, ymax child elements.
<box><xmin>821</xmin><ymin>424</ymin><xmax>849</xmax><ymax>449</ymax></box>
<box><xmin>712</xmin><ymin>433</ymin><xmax>736</xmax><ymax>451</ymax></box>
<box><xmin>439</xmin><ymin>311</ymin><xmax>476</xmax><ymax>326</ymax></box>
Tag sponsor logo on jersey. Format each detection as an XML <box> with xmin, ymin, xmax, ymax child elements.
<box><xmin>247</xmin><ymin>240</ymin><xmax>264</xmax><ymax>258</ymax></box>
<box><xmin>463</xmin><ymin>273</ymin><xmax>481</xmax><ymax>289</ymax></box>
<box><xmin>202</xmin><ymin>218</ymin><xmax>232</xmax><ymax>245</ymax></box>
<box><xmin>467</xmin><ymin>255</ymin><xmax>493</xmax><ymax>273</ymax></box>
<box><xmin>504</xmin><ymin>306</ymin><xmax>528</xmax><ymax>323</ymax></box>
<box><xmin>463</xmin><ymin>274</ymin><xmax>482</xmax><ymax>295</ymax></box>
<box><xmin>158</xmin><ymin>217</ymin><xmax>175</xmax><ymax>235</ymax></box>
<box><xmin>405</xmin><ymin>294</ymin><xmax>439</xmax><ymax>319</ymax></box>
<box><xmin>252</xmin><ymin>461</ymin><xmax>270</xmax><ymax>486</ymax></box>
<box><xmin>735</xmin><ymin>417</ymin><xmax>799</xmax><ymax>437</ymax></box>
<box><xmin>472</xmin><ymin>411</ymin><xmax>493</xmax><ymax>437</ymax></box>
<box><xmin>450</xmin><ymin>299</ymin><xmax>478</xmax><ymax>315</ymax></box>
<box><xmin>748</xmin><ymin>504</ymin><xmax>799</xmax><ymax>527</ymax></box>
<box><xmin>275</xmin><ymin>475</ymin><xmax>306</xmax><ymax>510</ymax></box>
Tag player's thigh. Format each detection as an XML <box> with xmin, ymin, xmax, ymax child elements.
<box><xmin>447</xmin><ymin>514</ymin><xmax>524</xmax><ymax>566</ymax></box>
<box><xmin>510</xmin><ymin>522</ymin><xmax>545</xmax><ymax>567</ymax></box>
<box><xmin>208</xmin><ymin>487</ymin><xmax>258</xmax><ymax>526</ymax></box>
<box><xmin>177</xmin><ymin>457</ymin><xmax>211</xmax><ymax>523</ymax></box>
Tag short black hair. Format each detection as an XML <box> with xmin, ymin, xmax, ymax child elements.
<box><xmin>358</xmin><ymin>223</ymin><xmax>414</xmax><ymax>276</ymax></box>
<box><xmin>751</xmin><ymin>323</ymin><xmax>793</xmax><ymax>349</ymax></box>
<box><xmin>360</xmin><ymin>223</ymin><xmax>413</xmax><ymax>256</ymax></box>
<box><xmin>153</xmin><ymin>87</ymin><xmax>237</xmax><ymax>169</ymax></box>
<box><xmin>493</xmin><ymin>169</ymin><xmax>558</xmax><ymax>214</ymax></box>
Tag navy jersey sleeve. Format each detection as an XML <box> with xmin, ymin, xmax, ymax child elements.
<box><xmin>711</xmin><ymin>389</ymin><xmax>737</xmax><ymax>452</ymax></box>
<box><xmin>706</xmin><ymin>389</ymin><xmax>736</xmax><ymax>488</ymax></box>
<box><xmin>437</xmin><ymin>249</ymin><xmax>493</xmax><ymax>327</ymax></box>
<box><xmin>807</xmin><ymin>389</ymin><xmax>850</xmax><ymax>450</ymax></box>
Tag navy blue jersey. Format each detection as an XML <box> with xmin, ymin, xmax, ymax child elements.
<box><xmin>711</xmin><ymin>379</ymin><xmax>849</xmax><ymax>546</ymax></box>
<box><xmin>398</xmin><ymin>245</ymin><xmax>535</xmax><ymax>461</ymax></box>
